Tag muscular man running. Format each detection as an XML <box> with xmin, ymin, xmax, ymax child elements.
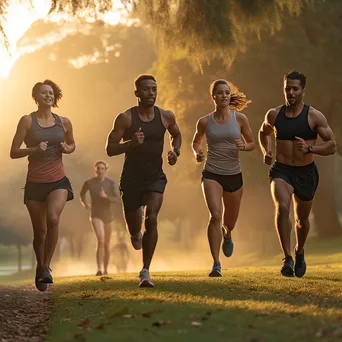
<box><xmin>259</xmin><ymin>71</ymin><xmax>336</xmax><ymax>277</ymax></box>
<box><xmin>106</xmin><ymin>74</ymin><xmax>182</xmax><ymax>287</ymax></box>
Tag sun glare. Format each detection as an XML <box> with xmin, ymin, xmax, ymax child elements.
<box><xmin>0</xmin><ymin>0</ymin><xmax>132</xmax><ymax>79</ymax></box>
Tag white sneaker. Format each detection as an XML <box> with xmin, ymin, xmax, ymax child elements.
<box><xmin>139</xmin><ymin>268</ymin><xmax>154</xmax><ymax>288</ymax></box>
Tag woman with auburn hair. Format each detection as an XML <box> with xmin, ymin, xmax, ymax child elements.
<box><xmin>10</xmin><ymin>79</ymin><xmax>75</xmax><ymax>291</ymax></box>
<box><xmin>192</xmin><ymin>79</ymin><xmax>255</xmax><ymax>277</ymax></box>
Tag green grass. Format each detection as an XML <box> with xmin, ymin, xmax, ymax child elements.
<box><xmin>49</xmin><ymin>268</ymin><xmax>342</xmax><ymax>341</ymax></box>
<box><xmin>2</xmin><ymin>237</ymin><xmax>342</xmax><ymax>341</ymax></box>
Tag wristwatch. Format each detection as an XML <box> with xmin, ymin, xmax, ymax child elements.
<box><xmin>306</xmin><ymin>145</ymin><xmax>314</xmax><ymax>154</ymax></box>
<box><xmin>173</xmin><ymin>148</ymin><xmax>180</xmax><ymax>157</ymax></box>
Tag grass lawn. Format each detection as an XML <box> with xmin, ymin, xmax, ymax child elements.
<box><xmin>47</xmin><ymin>237</ymin><xmax>342</xmax><ymax>342</ymax></box>
<box><xmin>1</xmin><ymin>236</ymin><xmax>342</xmax><ymax>341</ymax></box>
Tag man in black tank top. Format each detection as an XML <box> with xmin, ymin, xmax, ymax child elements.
<box><xmin>106</xmin><ymin>74</ymin><xmax>182</xmax><ymax>288</ymax></box>
<box><xmin>259</xmin><ymin>71</ymin><xmax>336</xmax><ymax>278</ymax></box>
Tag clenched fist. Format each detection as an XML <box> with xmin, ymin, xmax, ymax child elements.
<box><xmin>263</xmin><ymin>151</ymin><xmax>273</xmax><ymax>165</ymax></box>
<box><xmin>60</xmin><ymin>142</ymin><xmax>70</xmax><ymax>154</ymax></box>
<box><xmin>167</xmin><ymin>151</ymin><xmax>178</xmax><ymax>165</ymax></box>
<box><xmin>295</xmin><ymin>136</ymin><xmax>309</xmax><ymax>153</ymax></box>
<box><xmin>195</xmin><ymin>150</ymin><xmax>205</xmax><ymax>163</ymax></box>
<box><xmin>35</xmin><ymin>141</ymin><xmax>48</xmax><ymax>152</ymax></box>
<box><xmin>131</xmin><ymin>127</ymin><xmax>144</xmax><ymax>147</ymax></box>
<box><xmin>234</xmin><ymin>137</ymin><xmax>245</xmax><ymax>151</ymax></box>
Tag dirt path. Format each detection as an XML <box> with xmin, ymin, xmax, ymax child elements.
<box><xmin>0</xmin><ymin>285</ymin><xmax>52</xmax><ymax>342</ymax></box>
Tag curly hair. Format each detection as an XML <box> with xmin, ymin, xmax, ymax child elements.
<box><xmin>32</xmin><ymin>79</ymin><xmax>63</xmax><ymax>107</ymax></box>
<box><xmin>210</xmin><ymin>79</ymin><xmax>251</xmax><ymax>111</ymax></box>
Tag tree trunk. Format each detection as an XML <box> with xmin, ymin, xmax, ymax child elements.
<box><xmin>312</xmin><ymin>157</ymin><xmax>342</xmax><ymax>238</ymax></box>
<box><xmin>17</xmin><ymin>244</ymin><xmax>22</xmax><ymax>272</ymax></box>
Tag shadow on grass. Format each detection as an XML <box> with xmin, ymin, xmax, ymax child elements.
<box><xmin>48</xmin><ymin>274</ymin><xmax>342</xmax><ymax>342</ymax></box>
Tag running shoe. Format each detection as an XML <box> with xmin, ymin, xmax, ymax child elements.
<box><xmin>139</xmin><ymin>268</ymin><xmax>154</xmax><ymax>288</ymax></box>
<box><xmin>281</xmin><ymin>256</ymin><xmax>294</xmax><ymax>277</ymax></box>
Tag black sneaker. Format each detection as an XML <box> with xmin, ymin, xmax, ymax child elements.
<box><xmin>281</xmin><ymin>256</ymin><xmax>294</xmax><ymax>277</ymax></box>
<box><xmin>294</xmin><ymin>249</ymin><xmax>306</xmax><ymax>278</ymax></box>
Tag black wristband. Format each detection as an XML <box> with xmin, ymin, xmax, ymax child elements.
<box><xmin>173</xmin><ymin>148</ymin><xmax>180</xmax><ymax>157</ymax></box>
<box><xmin>305</xmin><ymin>145</ymin><xmax>313</xmax><ymax>154</ymax></box>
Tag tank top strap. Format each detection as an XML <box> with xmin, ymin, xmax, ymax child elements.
<box><xmin>231</xmin><ymin>110</ymin><xmax>237</xmax><ymax>124</ymax></box>
<box><xmin>303</xmin><ymin>104</ymin><xmax>310</xmax><ymax>117</ymax></box>
<box><xmin>154</xmin><ymin>106</ymin><xmax>164</xmax><ymax>126</ymax></box>
<box><xmin>30</xmin><ymin>112</ymin><xmax>39</xmax><ymax>129</ymax></box>
<box><xmin>130</xmin><ymin>106</ymin><xmax>138</xmax><ymax>126</ymax></box>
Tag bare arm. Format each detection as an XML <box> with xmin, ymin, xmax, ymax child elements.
<box><xmin>106</xmin><ymin>113</ymin><xmax>134</xmax><ymax>156</ymax></box>
<box><xmin>10</xmin><ymin>115</ymin><xmax>40</xmax><ymax>159</ymax></box>
<box><xmin>312</xmin><ymin>111</ymin><xmax>336</xmax><ymax>156</ymax></box>
<box><xmin>106</xmin><ymin>181</ymin><xmax>121</xmax><ymax>203</ymax></box>
<box><xmin>61</xmin><ymin>117</ymin><xmax>76</xmax><ymax>154</ymax></box>
<box><xmin>237</xmin><ymin>114</ymin><xmax>255</xmax><ymax>152</ymax></box>
<box><xmin>166</xmin><ymin>111</ymin><xmax>182</xmax><ymax>151</ymax></box>
<box><xmin>258</xmin><ymin>109</ymin><xmax>276</xmax><ymax>155</ymax></box>
<box><xmin>192</xmin><ymin>117</ymin><xmax>207</xmax><ymax>162</ymax></box>
<box><xmin>80</xmin><ymin>181</ymin><xmax>90</xmax><ymax>209</ymax></box>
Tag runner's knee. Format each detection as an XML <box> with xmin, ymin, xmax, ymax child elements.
<box><xmin>145</xmin><ymin>211</ymin><xmax>158</xmax><ymax>228</ymax></box>
<box><xmin>210</xmin><ymin>210</ymin><xmax>222</xmax><ymax>224</ymax></box>
<box><xmin>275</xmin><ymin>201</ymin><xmax>290</xmax><ymax>215</ymax></box>
<box><xmin>33</xmin><ymin>228</ymin><xmax>47</xmax><ymax>243</ymax></box>
<box><xmin>47</xmin><ymin>214</ymin><xmax>60</xmax><ymax>228</ymax></box>
<box><xmin>223</xmin><ymin>219</ymin><xmax>236</xmax><ymax>231</ymax></box>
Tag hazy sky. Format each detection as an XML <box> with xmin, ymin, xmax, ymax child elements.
<box><xmin>0</xmin><ymin>0</ymin><xmax>129</xmax><ymax>78</ymax></box>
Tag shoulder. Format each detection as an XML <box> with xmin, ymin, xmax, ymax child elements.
<box><xmin>115</xmin><ymin>108</ymin><xmax>132</xmax><ymax>128</ymax></box>
<box><xmin>197</xmin><ymin>114</ymin><xmax>210</xmax><ymax>125</ymax></box>
<box><xmin>265</xmin><ymin>105</ymin><xmax>282</xmax><ymax>126</ymax></box>
<box><xmin>308</xmin><ymin>105</ymin><xmax>324</xmax><ymax>118</ymax></box>
<box><xmin>235</xmin><ymin>111</ymin><xmax>248</xmax><ymax>124</ymax></box>
<box><xmin>18</xmin><ymin>114</ymin><xmax>32</xmax><ymax>127</ymax></box>
<box><xmin>196</xmin><ymin>114</ymin><xmax>210</xmax><ymax>133</ymax></box>
<box><xmin>58</xmin><ymin>115</ymin><xmax>72</xmax><ymax>129</ymax></box>
<box><xmin>158</xmin><ymin>107</ymin><xmax>176</xmax><ymax>122</ymax></box>
<box><xmin>106</xmin><ymin>177</ymin><xmax>116</xmax><ymax>185</ymax></box>
<box><xmin>308</xmin><ymin>105</ymin><xmax>327</xmax><ymax>125</ymax></box>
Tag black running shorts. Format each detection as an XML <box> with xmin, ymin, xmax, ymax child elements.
<box><xmin>120</xmin><ymin>174</ymin><xmax>167</xmax><ymax>212</ymax></box>
<box><xmin>201</xmin><ymin>170</ymin><xmax>243</xmax><ymax>192</ymax></box>
<box><xmin>269</xmin><ymin>161</ymin><xmax>319</xmax><ymax>201</ymax></box>
<box><xmin>24</xmin><ymin>176</ymin><xmax>74</xmax><ymax>204</ymax></box>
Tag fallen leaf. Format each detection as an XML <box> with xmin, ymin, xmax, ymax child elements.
<box><xmin>73</xmin><ymin>333</ymin><xmax>85</xmax><ymax>340</ymax></box>
<box><xmin>142</xmin><ymin>309</ymin><xmax>163</xmax><ymax>318</ymax></box>
<box><xmin>78</xmin><ymin>318</ymin><xmax>91</xmax><ymax>328</ymax></box>
<box><xmin>152</xmin><ymin>320</ymin><xmax>172</xmax><ymax>327</ymax></box>
<box><xmin>191</xmin><ymin>321</ymin><xmax>203</xmax><ymax>327</ymax></box>
<box><xmin>81</xmin><ymin>294</ymin><xmax>93</xmax><ymax>299</ymax></box>
<box><xmin>107</xmin><ymin>306</ymin><xmax>129</xmax><ymax>318</ymax></box>
<box><xmin>333</xmin><ymin>327</ymin><xmax>342</xmax><ymax>337</ymax></box>
<box><xmin>60</xmin><ymin>318</ymin><xmax>72</xmax><ymax>323</ymax></box>
<box><xmin>316</xmin><ymin>328</ymin><xmax>328</xmax><ymax>337</ymax></box>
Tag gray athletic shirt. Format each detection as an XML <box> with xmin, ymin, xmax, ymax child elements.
<box><xmin>204</xmin><ymin>111</ymin><xmax>242</xmax><ymax>175</ymax></box>
<box><xmin>80</xmin><ymin>177</ymin><xmax>118</xmax><ymax>219</ymax></box>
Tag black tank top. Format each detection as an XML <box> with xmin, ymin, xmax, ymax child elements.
<box><xmin>274</xmin><ymin>104</ymin><xmax>317</xmax><ymax>140</ymax></box>
<box><xmin>121</xmin><ymin>106</ymin><xmax>166</xmax><ymax>184</ymax></box>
